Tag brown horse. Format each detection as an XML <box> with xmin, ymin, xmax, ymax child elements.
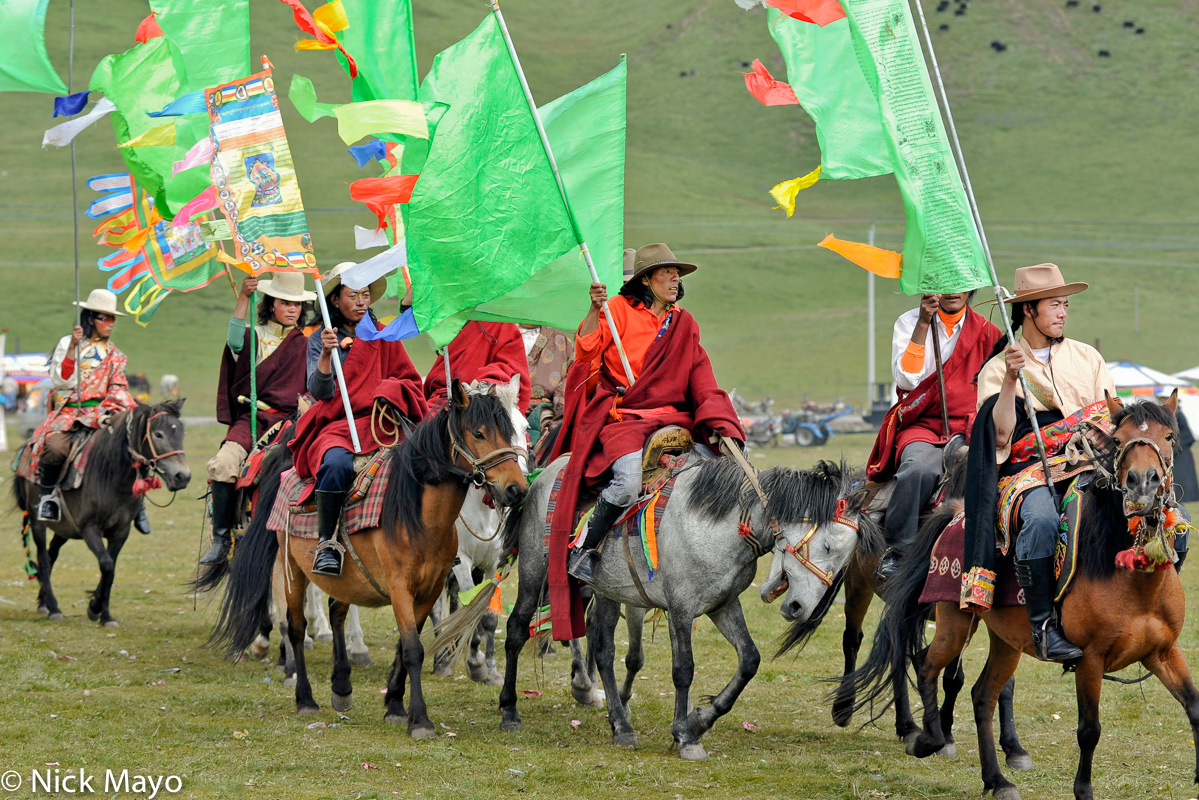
<box><xmin>210</xmin><ymin>379</ymin><xmax>527</xmax><ymax>739</ymax></box>
<box><xmin>850</xmin><ymin>390</ymin><xmax>1197</xmax><ymax>800</ymax></box>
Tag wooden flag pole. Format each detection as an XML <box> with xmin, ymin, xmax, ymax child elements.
<box><xmin>930</xmin><ymin>320</ymin><xmax>952</xmax><ymax>440</ymax></box>
<box><xmin>248</xmin><ymin>290</ymin><xmax>258</xmax><ymax>450</ymax></box>
<box><xmin>314</xmin><ymin>276</ymin><xmax>362</xmax><ymax>453</ymax></box>
<box><xmin>489</xmin><ymin>0</ymin><xmax>637</xmax><ymax>388</ymax></box>
<box><xmin>68</xmin><ymin>0</ymin><xmax>83</xmax><ymax>401</ymax></box>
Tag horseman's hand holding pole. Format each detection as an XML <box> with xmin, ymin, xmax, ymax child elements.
<box><xmin>579</xmin><ymin>282</ymin><xmax>607</xmax><ymax>338</ymax></box>
<box><xmin>316</xmin><ymin>327</ymin><xmax>339</xmax><ymax>376</ymax></box>
<box><xmin>912</xmin><ymin>294</ymin><xmax>940</xmax><ymax>343</ymax></box>
<box><xmin>993</xmin><ymin>344</ymin><xmax>1026</xmax><ymax>446</ymax></box>
<box><xmin>233</xmin><ymin>276</ymin><xmax>258</xmax><ymax>320</ymax></box>
<box><xmin>68</xmin><ymin>325</ymin><xmax>84</xmax><ymax>351</ymax></box>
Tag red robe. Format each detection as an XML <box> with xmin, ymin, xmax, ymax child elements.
<box><xmin>289</xmin><ymin>329</ymin><xmax>428</xmax><ymax>502</ymax></box>
<box><xmin>866</xmin><ymin>308</ymin><xmax>1000</xmax><ymax>481</ymax></box>
<box><xmin>215</xmin><ymin>327</ymin><xmax>308</xmax><ymax>451</ymax></box>
<box><xmin>424</xmin><ymin>321</ymin><xmax>531</xmax><ymax>414</ymax></box>
<box><xmin>546</xmin><ymin>308</ymin><xmax>744</xmax><ymax>640</ymax></box>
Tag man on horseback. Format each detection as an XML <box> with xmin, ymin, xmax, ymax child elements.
<box><xmin>423</xmin><ymin>321</ymin><xmax>532</xmax><ymax>415</ymax></box>
<box><xmin>555</xmin><ymin>243</ymin><xmax>744</xmax><ymax>585</ymax></box>
<box><xmin>29</xmin><ymin>289</ymin><xmax>138</xmax><ymax>524</ymax></box>
<box><xmin>199</xmin><ymin>273</ymin><xmax>316</xmax><ymax>566</ymax></box>
<box><xmin>293</xmin><ymin>262</ymin><xmax>429</xmax><ymax>577</ymax></box>
<box><xmin>872</xmin><ymin>292</ymin><xmax>1001</xmax><ymax>580</ymax></box>
<box><xmin>972</xmin><ymin>263</ymin><xmax>1114</xmax><ymax>662</ymax></box>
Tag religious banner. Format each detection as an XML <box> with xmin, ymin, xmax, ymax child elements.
<box><xmin>206</xmin><ymin>58</ymin><xmax>316</xmax><ymax>274</ymax></box>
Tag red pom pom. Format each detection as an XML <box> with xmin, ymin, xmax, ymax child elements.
<box><xmin>132</xmin><ymin>475</ymin><xmax>163</xmax><ymax>496</ymax></box>
<box><xmin>738</xmin><ymin>522</ymin><xmax>754</xmax><ymax>538</ymax></box>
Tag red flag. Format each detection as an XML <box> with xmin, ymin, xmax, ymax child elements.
<box><xmin>350</xmin><ymin>175</ymin><xmax>419</xmax><ymax>230</ymax></box>
<box><xmin>743</xmin><ymin>60</ymin><xmax>800</xmax><ymax>107</ymax></box>
<box><xmin>277</xmin><ymin>0</ymin><xmax>358</xmax><ymax>77</ymax></box>
<box><xmin>135</xmin><ymin>12</ymin><xmax>164</xmax><ymax>43</ymax></box>
<box><xmin>765</xmin><ymin>0</ymin><xmax>847</xmax><ymax>26</ymax></box>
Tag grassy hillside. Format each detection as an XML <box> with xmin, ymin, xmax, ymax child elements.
<box><xmin>1</xmin><ymin>0</ymin><xmax>1197</xmax><ymax>415</ymax></box>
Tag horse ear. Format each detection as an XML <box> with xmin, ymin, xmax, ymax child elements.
<box><xmin>164</xmin><ymin>397</ymin><xmax>185</xmax><ymax>415</ymax></box>
<box><xmin>451</xmin><ymin>378</ymin><xmax>470</xmax><ymax>409</ymax></box>
<box><xmin>1163</xmin><ymin>388</ymin><xmax>1179</xmax><ymax>415</ymax></box>
<box><xmin>1105</xmin><ymin>390</ymin><xmax>1123</xmax><ymax>418</ymax></box>
<box><xmin>507</xmin><ymin>374</ymin><xmax>521</xmax><ymax>402</ymax></box>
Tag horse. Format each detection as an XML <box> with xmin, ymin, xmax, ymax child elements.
<box><xmin>759</xmin><ymin>451</ymin><xmax>1032</xmax><ymax>770</ymax></box>
<box><xmin>849</xmin><ymin>391</ymin><xmax>1199</xmax><ymax>800</ymax></box>
<box><xmin>11</xmin><ymin>399</ymin><xmax>191</xmax><ymax>626</ymax></box>
<box><xmin>209</xmin><ymin>378</ymin><xmax>527</xmax><ymax>739</ymax></box>
<box><xmin>492</xmin><ymin>455</ymin><xmax>881</xmax><ymax>760</ymax></box>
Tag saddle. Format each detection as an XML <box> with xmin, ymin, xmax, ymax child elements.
<box><xmin>14</xmin><ymin>431</ymin><xmax>95</xmax><ymax>493</ymax></box>
<box><xmin>641</xmin><ymin>425</ymin><xmax>692</xmax><ymax>487</ymax></box>
<box><xmin>267</xmin><ymin>449</ymin><xmax>394</xmax><ymax>539</ymax></box>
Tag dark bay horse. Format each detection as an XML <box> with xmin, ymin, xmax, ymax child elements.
<box><xmin>850</xmin><ymin>391</ymin><xmax>1198</xmax><ymax>800</ymax></box>
<box><xmin>210</xmin><ymin>379</ymin><xmax>527</xmax><ymax>739</ymax></box>
<box><xmin>12</xmin><ymin>400</ymin><xmax>191</xmax><ymax>626</ymax></box>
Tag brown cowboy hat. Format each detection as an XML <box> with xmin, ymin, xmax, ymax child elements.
<box><xmin>624</xmin><ymin>243</ymin><xmax>697</xmax><ymax>285</ymax></box>
<box><xmin>622</xmin><ymin>248</ymin><xmax>637</xmax><ymax>282</ymax></box>
<box><xmin>1002</xmin><ymin>263</ymin><xmax>1088</xmax><ymax>304</ymax></box>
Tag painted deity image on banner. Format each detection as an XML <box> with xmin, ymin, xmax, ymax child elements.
<box><xmin>246</xmin><ymin>151</ymin><xmax>283</xmax><ymax>207</ymax></box>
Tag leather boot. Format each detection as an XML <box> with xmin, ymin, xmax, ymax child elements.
<box><xmin>134</xmin><ymin>506</ymin><xmax>152</xmax><ymax>535</ymax></box>
<box><xmin>36</xmin><ymin>460</ymin><xmax>62</xmax><ymax>522</ymax></box>
<box><xmin>199</xmin><ymin>481</ymin><xmax>238</xmax><ymax>565</ymax></box>
<box><xmin>312</xmin><ymin>490</ymin><xmax>347</xmax><ymax>577</ymax></box>
<box><xmin>567</xmin><ymin>498</ymin><xmax>625</xmax><ymax>585</ymax></box>
<box><xmin>1016</xmin><ymin>557</ymin><xmax>1082</xmax><ymax>663</ymax></box>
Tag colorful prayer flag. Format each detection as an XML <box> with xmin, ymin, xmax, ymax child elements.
<box><xmin>0</xmin><ymin>0</ymin><xmax>68</xmax><ymax>95</ymax></box>
<box><xmin>770</xmin><ymin>166</ymin><xmax>822</xmax><ymax>216</ymax></box>
<box><xmin>743</xmin><ymin>60</ymin><xmax>800</xmax><ymax>107</ymax></box>
<box><xmin>333</xmin><ymin>0</ymin><xmax>418</xmax><ymax>107</ymax></box>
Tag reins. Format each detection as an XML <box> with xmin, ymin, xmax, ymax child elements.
<box><xmin>444</xmin><ymin>392</ymin><xmax>525</xmax><ymax>501</ymax></box>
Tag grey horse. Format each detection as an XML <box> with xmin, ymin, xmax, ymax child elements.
<box><xmin>495</xmin><ymin>455</ymin><xmax>881</xmax><ymax>760</ymax></box>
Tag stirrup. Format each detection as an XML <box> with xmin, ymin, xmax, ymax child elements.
<box><xmin>567</xmin><ymin>547</ymin><xmax>598</xmax><ymax>584</ymax></box>
<box><xmin>37</xmin><ymin>494</ymin><xmax>61</xmax><ymax>523</ymax></box>
<box><xmin>312</xmin><ymin>538</ymin><xmax>346</xmax><ymax>577</ymax></box>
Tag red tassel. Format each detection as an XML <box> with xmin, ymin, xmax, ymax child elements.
<box><xmin>132</xmin><ymin>475</ymin><xmax>163</xmax><ymax>496</ymax></box>
<box><xmin>738</xmin><ymin>522</ymin><xmax>754</xmax><ymax>538</ymax></box>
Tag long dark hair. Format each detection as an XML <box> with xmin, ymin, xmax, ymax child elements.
<box><xmin>325</xmin><ymin>285</ymin><xmax>378</xmax><ymax>331</ymax></box>
<box><xmin>256</xmin><ymin>294</ymin><xmax>315</xmax><ymax>327</ymax></box>
<box><xmin>618</xmin><ymin>272</ymin><xmax>686</xmax><ymax>309</ymax></box>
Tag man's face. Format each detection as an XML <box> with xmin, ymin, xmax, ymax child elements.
<box><xmin>643</xmin><ymin>266</ymin><xmax>681</xmax><ymax>305</ymax></box>
<box><xmin>938</xmin><ymin>292</ymin><xmax>970</xmax><ymax>314</ymax></box>
<box><xmin>273</xmin><ymin>299</ymin><xmax>302</xmax><ymax>327</ymax></box>
<box><xmin>1029</xmin><ymin>296</ymin><xmax>1069</xmax><ymax>338</ymax></box>
<box><xmin>93</xmin><ymin>314</ymin><xmax>115</xmax><ymax>339</ymax></box>
<box><xmin>334</xmin><ymin>286</ymin><xmax>370</xmax><ymax>324</ymax></box>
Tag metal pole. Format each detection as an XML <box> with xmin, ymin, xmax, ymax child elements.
<box><xmin>314</xmin><ymin>279</ymin><xmax>362</xmax><ymax>453</ymax></box>
<box><xmin>908</xmin><ymin>0</ymin><xmax>1059</xmax><ymax>506</ymax></box>
<box><xmin>489</xmin><ymin>0</ymin><xmax>636</xmax><ymax>388</ymax></box>
<box><xmin>867</xmin><ymin>223</ymin><xmax>876</xmax><ymax>411</ymax></box>
<box><xmin>69</xmin><ymin>0</ymin><xmax>82</xmax><ymax>398</ymax></box>
<box><xmin>249</xmin><ymin>291</ymin><xmax>258</xmax><ymax>450</ymax></box>
<box><xmin>443</xmin><ymin>342</ymin><xmax>453</xmax><ymax>400</ymax></box>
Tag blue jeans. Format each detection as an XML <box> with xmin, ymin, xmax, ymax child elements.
<box><xmin>316</xmin><ymin>447</ymin><xmax>354</xmax><ymax>493</ymax></box>
<box><xmin>1014</xmin><ymin>486</ymin><xmax>1059</xmax><ymax>561</ymax></box>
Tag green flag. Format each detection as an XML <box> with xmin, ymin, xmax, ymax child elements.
<box><xmin>405</xmin><ymin>14</ymin><xmax>576</xmax><ymax>348</ymax></box>
<box><xmin>0</xmin><ymin>0</ymin><xmax>68</xmax><ymax>94</ymax></box>
<box><xmin>335</xmin><ymin>0</ymin><xmax>418</xmax><ymax>106</ymax></box>
<box><xmin>465</xmin><ymin>57</ymin><xmax>627</xmax><ymax>333</ymax></box>
<box><xmin>840</xmin><ymin>0</ymin><xmax>988</xmax><ymax>294</ymax></box>
<box><xmin>767</xmin><ymin>10</ymin><xmax>891</xmax><ymax>180</ymax></box>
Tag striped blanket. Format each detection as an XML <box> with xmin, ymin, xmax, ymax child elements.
<box><xmin>266</xmin><ymin>449</ymin><xmax>393</xmax><ymax>539</ymax></box>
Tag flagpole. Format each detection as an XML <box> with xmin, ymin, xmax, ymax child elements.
<box><xmin>442</xmin><ymin>343</ymin><xmax>453</xmax><ymax>400</ymax></box>
<box><xmin>69</xmin><ymin>0</ymin><xmax>82</xmax><ymax>398</ymax></box>
<box><xmin>489</xmin><ymin>0</ymin><xmax>637</xmax><ymax>389</ymax></box>
<box><xmin>314</xmin><ymin>277</ymin><xmax>362</xmax><ymax>453</ymax></box>
<box><xmin>248</xmin><ymin>290</ymin><xmax>258</xmax><ymax>451</ymax></box>
<box><xmin>908</xmin><ymin>0</ymin><xmax>1058</xmax><ymax>506</ymax></box>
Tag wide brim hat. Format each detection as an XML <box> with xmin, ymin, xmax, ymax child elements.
<box><xmin>1001</xmin><ymin>263</ymin><xmax>1088</xmax><ymax>304</ymax></box>
<box><xmin>320</xmin><ymin>261</ymin><xmax>387</xmax><ymax>306</ymax></box>
<box><xmin>257</xmin><ymin>271</ymin><xmax>316</xmax><ymax>303</ymax></box>
<box><xmin>74</xmin><ymin>288</ymin><xmax>126</xmax><ymax>317</ymax></box>
<box><xmin>624</xmin><ymin>243</ymin><xmax>697</xmax><ymax>286</ymax></box>
<box><xmin>622</xmin><ymin>248</ymin><xmax>637</xmax><ymax>282</ymax></box>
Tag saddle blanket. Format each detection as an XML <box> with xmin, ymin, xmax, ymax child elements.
<box><xmin>13</xmin><ymin>433</ymin><xmax>97</xmax><ymax>493</ymax></box>
<box><xmin>919</xmin><ymin>513</ymin><xmax>1025</xmax><ymax>607</ymax></box>
<box><xmin>266</xmin><ymin>449</ymin><xmax>393</xmax><ymax>540</ymax></box>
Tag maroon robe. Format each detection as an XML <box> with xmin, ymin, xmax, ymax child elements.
<box><xmin>546</xmin><ymin>308</ymin><xmax>744</xmax><ymax>640</ymax></box>
<box><xmin>866</xmin><ymin>308</ymin><xmax>1001</xmax><ymax>481</ymax></box>
<box><xmin>215</xmin><ymin>327</ymin><xmax>309</xmax><ymax>451</ymax></box>
<box><xmin>424</xmin><ymin>321</ymin><xmax>532</xmax><ymax>414</ymax></box>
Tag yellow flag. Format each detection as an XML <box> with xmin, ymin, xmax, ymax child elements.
<box><xmin>119</xmin><ymin>123</ymin><xmax>176</xmax><ymax>148</ymax></box>
<box><xmin>769</xmin><ymin>165</ymin><xmax>821</xmax><ymax>218</ymax></box>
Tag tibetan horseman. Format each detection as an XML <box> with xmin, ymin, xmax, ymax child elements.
<box><xmin>290</xmin><ymin>262</ymin><xmax>429</xmax><ymax>577</ymax></box>
<box><xmin>423</xmin><ymin>321</ymin><xmax>532</xmax><ymax>415</ymax></box>
<box><xmin>29</xmin><ymin>289</ymin><xmax>137</xmax><ymax>522</ymax></box>
<box><xmin>199</xmin><ymin>273</ymin><xmax>316</xmax><ymax>566</ymax></box>
<box><xmin>549</xmin><ymin>242</ymin><xmax>745</xmax><ymax>606</ymax></box>
<box><xmin>870</xmin><ymin>291</ymin><xmax>1001</xmax><ymax>580</ymax></box>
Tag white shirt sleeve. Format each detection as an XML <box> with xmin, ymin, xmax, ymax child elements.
<box><xmin>49</xmin><ymin>335</ymin><xmax>73</xmax><ymax>389</ymax></box>
<box><xmin>890</xmin><ymin>310</ymin><xmax>926</xmax><ymax>391</ymax></box>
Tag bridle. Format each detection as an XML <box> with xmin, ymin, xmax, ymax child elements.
<box><xmin>1084</xmin><ymin>419</ymin><xmax>1175</xmax><ymax>517</ymax></box>
<box><xmin>125</xmin><ymin>408</ymin><xmax>185</xmax><ymax>475</ymax></box>
<box><xmin>444</xmin><ymin>397</ymin><xmax>525</xmax><ymax>503</ymax></box>
<box><xmin>773</xmin><ymin>498</ymin><xmax>861</xmax><ymax>588</ymax></box>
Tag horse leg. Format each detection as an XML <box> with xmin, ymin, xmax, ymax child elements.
<box><xmin>968</xmin><ymin>630</ymin><xmax>1023</xmax><ymax>800</ymax></box>
<box><xmin>619</xmin><ymin>606</ymin><xmax>647</xmax><ymax>706</ymax></box>
<box><xmin>937</xmin><ymin>654</ymin><xmax>965</xmax><ymax>756</ymax></box>
<box><xmin>1071</xmin><ymin>653</ymin><xmax>1105</xmax><ymax>800</ymax></box>
<box><xmin>591</xmin><ymin>594</ymin><xmax>637</xmax><ymax>748</ymax></box>
<box><xmin>30</xmin><ymin>519</ymin><xmax>62</xmax><ymax>620</ymax></box>
<box><xmin>346</xmin><ymin>605</ymin><xmax>372</xmax><ymax>667</ymax></box>
<box><xmin>1141</xmin><ymin>645</ymin><xmax>1199</xmax><ymax>789</ymax></box>
<box><xmin>467</xmin><ymin>610</ymin><xmax>502</xmax><ymax>686</ymax></box>
<box><xmin>498</xmin><ymin>575</ymin><xmax>540</xmax><ymax>731</ymax></box>
<box><xmin>79</xmin><ymin>524</ymin><xmax>117</xmax><ymax>626</ymax></box>
<box><xmin>687</xmin><ymin>598</ymin><xmax>760</xmax><ymax>742</ymax></box>
<box><xmin>569</xmin><ymin>636</ymin><xmax>602</xmax><ymax>708</ymax></box>
<box><xmin>432</xmin><ymin>579</ymin><xmax>459</xmax><ymax>677</ymax></box>
<box><xmin>909</xmin><ymin>607</ymin><xmax>969</xmax><ymax>758</ymax></box>
<box><xmin>89</xmin><ymin>529</ymin><xmax>130</xmax><ymax>627</ymax></box>
<box><xmin>391</xmin><ymin>596</ymin><xmax>434</xmax><ymax>739</ymax></box>
<box><xmin>663</xmin><ymin>607</ymin><xmax>706</xmax><ymax>761</ymax></box>
<box><xmin>893</xmin><ymin>649</ymin><xmax>920</xmax><ymax>750</ymax></box>
<box><xmin>833</xmin><ymin>567</ymin><xmax>872</xmax><ymax>728</ymax></box>
<box><xmin>328</xmin><ymin>597</ymin><xmax>354</xmax><ymax>712</ymax></box>
<box><xmin>47</xmin><ymin>533</ymin><xmax>67</xmax><ymax>568</ymax></box>
<box><xmin>998</xmin><ymin>676</ymin><xmax>1034</xmax><ymax>770</ymax></box>
<box><xmin>286</xmin><ymin>572</ymin><xmax>319</xmax><ymax>715</ymax></box>
<box><xmin>306</xmin><ymin>583</ymin><xmax>330</xmax><ymax>645</ymax></box>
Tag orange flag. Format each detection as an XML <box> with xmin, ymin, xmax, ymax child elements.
<box><xmin>349</xmin><ymin>174</ymin><xmax>419</xmax><ymax>231</ymax></box>
<box><xmin>743</xmin><ymin>60</ymin><xmax>800</xmax><ymax>107</ymax></box>
<box><xmin>818</xmin><ymin>234</ymin><xmax>901</xmax><ymax>279</ymax></box>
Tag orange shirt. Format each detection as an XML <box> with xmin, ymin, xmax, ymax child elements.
<box><xmin>575</xmin><ymin>295</ymin><xmax>673</xmax><ymax>388</ymax></box>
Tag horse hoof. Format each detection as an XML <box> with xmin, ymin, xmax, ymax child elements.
<box><xmin>101</xmin><ymin>619</ymin><xmax>119</xmax><ymax>629</ymax></box>
<box><xmin>1006</xmin><ymin>753</ymin><xmax>1034</xmax><ymax>771</ymax></box>
<box><xmin>992</xmin><ymin>787</ymin><xmax>1022</xmax><ymax>800</ymax></box>
<box><xmin>48</xmin><ymin>612</ymin><xmax>64</xmax><ymax>622</ymax></box>
<box><xmin>384</xmin><ymin>712</ymin><xmax>407</xmax><ymax>725</ymax></box>
<box><xmin>87</xmin><ymin>607</ymin><xmax>100</xmax><ymax>622</ymax></box>
<box><xmin>612</xmin><ymin>731</ymin><xmax>638</xmax><ymax>748</ymax></box>
<box><xmin>316</xmin><ymin>632</ymin><xmax>333</xmax><ymax>643</ymax></box>
<box><xmin>331</xmin><ymin>693</ymin><xmax>353</xmax><ymax>712</ymax></box>
<box><xmin>433</xmin><ymin>663</ymin><xmax>454</xmax><ymax>678</ymax></box>
<box><xmin>484</xmin><ymin>671</ymin><xmax>503</xmax><ymax>687</ymax></box>
<box><xmin>297</xmin><ymin>705</ymin><xmax>320</xmax><ymax>716</ymax></box>
<box><xmin>936</xmin><ymin>742</ymin><xmax>957</xmax><ymax>757</ymax></box>
<box><xmin>500</xmin><ymin>720</ymin><xmax>523</xmax><ymax>733</ymax></box>
<box><xmin>37</xmin><ymin>605</ymin><xmax>49</xmax><ymax>616</ymax></box>
<box><xmin>249</xmin><ymin>644</ymin><xmax>269</xmax><ymax>660</ymax></box>
<box><xmin>678</xmin><ymin>743</ymin><xmax>708</xmax><ymax>762</ymax></box>
<box><xmin>571</xmin><ymin>686</ymin><xmax>602</xmax><ymax>709</ymax></box>
<box><xmin>832</xmin><ymin>707</ymin><xmax>853</xmax><ymax>728</ymax></box>
<box><xmin>409</xmin><ymin>726</ymin><xmax>436</xmax><ymax>740</ymax></box>
<box><xmin>903</xmin><ymin>731</ymin><xmax>921</xmax><ymax>756</ymax></box>
<box><xmin>304</xmin><ymin>640</ymin><xmax>314</xmax><ymax>651</ymax></box>
<box><xmin>284</xmin><ymin>676</ymin><xmax>297</xmax><ymax>688</ymax></box>
<box><xmin>350</xmin><ymin>651</ymin><xmax>373</xmax><ymax>668</ymax></box>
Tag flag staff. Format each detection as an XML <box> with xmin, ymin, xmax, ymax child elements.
<box><xmin>314</xmin><ymin>275</ymin><xmax>362</xmax><ymax>453</ymax></box>
<box><xmin>68</xmin><ymin>0</ymin><xmax>83</xmax><ymax>398</ymax></box>
<box><xmin>489</xmin><ymin>0</ymin><xmax>637</xmax><ymax>388</ymax></box>
<box><xmin>908</xmin><ymin>0</ymin><xmax>1058</xmax><ymax>505</ymax></box>
<box><xmin>248</xmin><ymin>290</ymin><xmax>258</xmax><ymax>449</ymax></box>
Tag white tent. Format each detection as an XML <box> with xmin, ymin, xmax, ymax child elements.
<box><xmin>1105</xmin><ymin>361</ymin><xmax>1190</xmax><ymax>389</ymax></box>
<box><xmin>1172</xmin><ymin>365</ymin><xmax>1199</xmax><ymax>384</ymax></box>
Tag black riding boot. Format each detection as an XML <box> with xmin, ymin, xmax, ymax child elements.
<box><xmin>199</xmin><ymin>481</ymin><xmax>238</xmax><ymax>565</ymax></box>
<box><xmin>134</xmin><ymin>506</ymin><xmax>152</xmax><ymax>535</ymax></box>
<box><xmin>567</xmin><ymin>498</ymin><xmax>625</xmax><ymax>585</ymax></box>
<box><xmin>35</xmin><ymin>460</ymin><xmax>62</xmax><ymax>522</ymax></box>
<box><xmin>1016</xmin><ymin>557</ymin><xmax>1082</xmax><ymax>663</ymax></box>
<box><xmin>312</xmin><ymin>490</ymin><xmax>347</xmax><ymax>578</ymax></box>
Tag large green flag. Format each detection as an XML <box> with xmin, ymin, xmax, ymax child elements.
<box><xmin>335</xmin><ymin>0</ymin><xmax>418</xmax><ymax>106</ymax></box>
<box><xmin>405</xmin><ymin>14</ymin><xmax>576</xmax><ymax>347</ymax></box>
<box><xmin>0</xmin><ymin>0</ymin><xmax>68</xmax><ymax>94</ymax></box>
<box><xmin>840</xmin><ymin>0</ymin><xmax>989</xmax><ymax>294</ymax></box>
<box><xmin>767</xmin><ymin>10</ymin><xmax>891</xmax><ymax>181</ymax></box>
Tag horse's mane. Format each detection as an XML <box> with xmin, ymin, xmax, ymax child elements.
<box><xmin>692</xmin><ymin>457</ymin><xmax>860</xmax><ymax>527</ymax></box>
<box><xmin>381</xmin><ymin>383</ymin><xmax>516</xmax><ymax>546</ymax></box>
<box><xmin>1077</xmin><ymin>398</ymin><xmax>1179</xmax><ymax>580</ymax></box>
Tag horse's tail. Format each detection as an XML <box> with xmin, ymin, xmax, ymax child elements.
<box><xmin>11</xmin><ymin>468</ymin><xmax>26</xmax><ymax>512</ymax></box>
<box><xmin>207</xmin><ymin>454</ymin><xmax>286</xmax><ymax>659</ymax></box>
<box><xmin>842</xmin><ymin>500</ymin><xmax>960</xmax><ymax>723</ymax></box>
<box><xmin>773</xmin><ymin>570</ymin><xmax>848</xmax><ymax>657</ymax></box>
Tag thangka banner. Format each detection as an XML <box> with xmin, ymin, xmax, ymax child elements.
<box><xmin>206</xmin><ymin>59</ymin><xmax>316</xmax><ymax>273</ymax></box>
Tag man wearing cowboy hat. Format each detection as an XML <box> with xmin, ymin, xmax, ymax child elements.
<box><xmin>292</xmin><ymin>261</ymin><xmax>428</xmax><ymax>577</ymax></box>
<box><xmin>547</xmin><ymin>243</ymin><xmax>744</xmax><ymax>589</ymax></box>
<box><xmin>29</xmin><ymin>289</ymin><xmax>137</xmax><ymax>522</ymax></box>
<box><xmin>972</xmin><ymin>263</ymin><xmax>1115</xmax><ymax>662</ymax></box>
<box><xmin>200</xmin><ymin>273</ymin><xmax>317</xmax><ymax>566</ymax></box>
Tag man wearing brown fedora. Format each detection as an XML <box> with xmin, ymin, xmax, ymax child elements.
<box><xmin>970</xmin><ymin>263</ymin><xmax>1115</xmax><ymax>662</ymax></box>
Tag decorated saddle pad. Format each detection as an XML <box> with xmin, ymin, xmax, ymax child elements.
<box><xmin>14</xmin><ymin>432</ymin><xmax>97</xmax><ymax>493</ymax></box>
<box><xmin>266</xmin><ymin>449</ymin><xmax>394</xmax><ymax>539</ymax></box>
<box><xmin>919</xmin><ymin>513</ymin><xmax>1024</xmax><ymax>608</ymax></box>
<box><xmin>235</xmin><ymin>420</ymin><xmax>295</xmax><ymax>490</ymax></box>
<box><xmin>995</xmin><ymin>455</ymin><xmax>1093</xmax><ymax>556</ymax></box>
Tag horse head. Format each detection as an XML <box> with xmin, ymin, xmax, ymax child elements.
<box><xmin>448</xmin><ymin>377</ymin><xmax>528</xmax><ymax>508</ymax></box>
<box><xmin>1098</xmin><ymin>390</ymin><xmax>1178</xmax><ymax>517</ymax></box>
<box><xmin>134</xmin><ymin>398</ymin><xmax>191</xmax><ymax>492</ymax></box>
